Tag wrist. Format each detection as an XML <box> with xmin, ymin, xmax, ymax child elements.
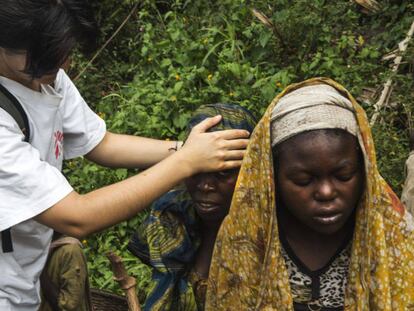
<box><xmin>170</xmin><ymin>148</ymin><xmax>195</xmax><ymax>178</ymax></box>
<box><xmin>177</xmin><ymin>141</ymin><xmax>184</xmax><ymax>151</ymax></box>
<box><xmin>168</xmin><ymin>141</ymin><xmax>183</xmax><ymax>153</ymax></box>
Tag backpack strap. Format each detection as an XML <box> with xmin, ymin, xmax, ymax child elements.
<box><xmin>0</xmin><ymin>83</ymin><xmax>30</xmax><ymax>253</ymax></box>
<box><xmin>0</xmin><ymin>83</ymin><xmax>30</xmax><ymax>142</ymax></box>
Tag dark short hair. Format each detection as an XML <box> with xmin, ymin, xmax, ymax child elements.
<box><xmin>0</xmin><ymin>0</ymin><xmax>98</xmax><ymax>78</ymax></box>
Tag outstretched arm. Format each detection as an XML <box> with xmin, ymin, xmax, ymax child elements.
<box><xmin>35</xmin><ymin>116</ymin><xmax>249</xmax><ymax>238</ymax></box>
<box><xmin>85</xmin><ymin>132</ymin><xmax>183</xmax><ymax>169</ymax></box>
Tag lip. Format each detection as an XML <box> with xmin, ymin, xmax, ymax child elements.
<box><xmin>195</xmin><ymin>201</ymin><xmax>221</xmax><ymax>214</ymax></box>
<box><xmin>313</xmin><ymin>213</ymin><xmax>343</xmax><ymax>225</ymax></box>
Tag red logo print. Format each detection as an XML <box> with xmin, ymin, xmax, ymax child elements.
<box><xmin>54</xmin><ymin>130</ymin><xmax>64</xmax><ymax>159</ymax></box>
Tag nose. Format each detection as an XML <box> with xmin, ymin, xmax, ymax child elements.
<box><xmin>196</xmin><ymin>173</ymin><xmax>216</xmax><ymax>192</ymax></box>
<box><xmin>314</xmin><ymin>179</ymin><xmax>337</xmax><ymax>201</ymax></box>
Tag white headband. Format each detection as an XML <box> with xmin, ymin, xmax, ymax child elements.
<box><xmin>270</xmin><ymin>84</ymin><xmax>358</xmax><ymax>147</ymax></box>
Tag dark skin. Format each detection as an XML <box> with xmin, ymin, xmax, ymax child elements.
<box><xmin>274</xmin><ymin>130</ymin><xmax>364</xmax><ymax>271</ymax></box>
<box><xmin>185</xmin><ymin>169</ymin><xmax>239</xmax><ymax>278</ymax></box>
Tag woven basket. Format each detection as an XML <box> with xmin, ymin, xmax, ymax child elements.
<box><xmin>91</xmin><ymin>288</ymin><xmax>129</xmax><ymax>311</ymax></box>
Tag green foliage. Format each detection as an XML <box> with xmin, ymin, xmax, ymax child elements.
<box><xmin>66</xmin><ymin>0</ymin><xmax>414</xmax><ymax>300</ymax></box>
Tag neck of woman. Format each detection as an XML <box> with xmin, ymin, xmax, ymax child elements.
<box><xmin>193</xmin><ymin>221</ymin><xmax>222</xmax><ymax>279</ymax></box>
<box><xmin>278</xmin><ymin>207</ymin><xmax>354</xmax><ymax>271</ymax></box>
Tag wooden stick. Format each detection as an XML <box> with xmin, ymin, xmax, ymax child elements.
<box><xmin>74</xmin><ymin>2</ymin><xmax>139</xmax><ymax>81</ymax></box>
<box><xmin>370</xmin><ymin>19</ymin><xmax>414</xmax><ymax>126</ymax></box>
<box><xmin>251</xmin><ymin>9</ymin><xmax>288</xmax><ymax>51</ymax></box>
<box><xmin>354</xmin><ymin>0</ymin><xmax>380</xmax><ymax>13</ymax></box>
<box><xmin>107</xmin><ymin>252</ymin><xmax>141</xmax><ymax>311</ymax></box>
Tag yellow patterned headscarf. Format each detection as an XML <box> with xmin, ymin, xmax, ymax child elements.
<box><xmin>205</xmin><ymin>78</ymin><xmax>414</xmax><ymax>310</ymax></box>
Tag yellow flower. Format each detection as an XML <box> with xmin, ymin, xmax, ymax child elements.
<box><xmin>175</xmin><ymin>74</ymin><xmax>181</xmax><ymax>81</ymax></box>
<box><xmin>203</xmin><ymin>38</ymin><xmax>209</xmax><ymax>45</ymax></box>
<box><xmin>208</xmin><ymin>74</ymin><xmax>213</xmax><ymax>81</ymax></box>
<box><xmin>171</xmin><ymin>95</ymin><xmax>177</xmax><ymax>101</ymax></box>
<box><xmin>82</xmin><ymin>240</ymin><xmax>87</xmax><ymax>245</ymax></box>
<box><xmin>276</xmin><ymin>82</ymin><xmax>282</xmax><ymax>88</ymax></box>
<box><xmin>147</xmin><ymin>57</ymin><xmax>153</xmax><ymax>63</ymax></box>
<box><xmin>98</xmin><ymin>112</ymin><xmax>106</xmax><ymax>120</ymax></box>
<box><xmin>229</xmin><ymin>92</ymin><xmax>235</xmax><ymax>97</ymax></box>
<box><xmin>358</xmin><ymin>35</ymin><xmax>365</xmax><ymax>46</ymax></box>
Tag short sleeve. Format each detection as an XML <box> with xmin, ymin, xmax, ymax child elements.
<box><xmin>0</xmin><ymin>109</ymin><xmax>73</xmax><ymax>231</ymax></box>
<box><xmin>56</xmin><ymin>71</ymin><xmax>106</xmax><ymax>160</ymax></box>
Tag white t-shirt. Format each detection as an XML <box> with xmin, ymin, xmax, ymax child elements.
<box><xmin>0</xmin><ymin>70</ymin><xmax>106</xmax><ymax>311</ymax></box>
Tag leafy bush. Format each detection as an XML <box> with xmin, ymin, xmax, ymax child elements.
<box><xmin>66</xmin><ymin>0</ymin><xmax>414</xmax><ymax>299</ymax></box>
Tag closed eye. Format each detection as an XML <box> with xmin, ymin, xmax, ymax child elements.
<box><xmin>335</xmin><ymin>167</ymin><xmax>359</xmax><ymax>182</ymax></box>
<box><xmin>335</xmin><ymin>173</ymin><xmax>355</xmax><ymax>182</ymax></box>
<box><xmin>291</xmin><ymin>178</ymin><xmax>312</xmax><ymax>186</ymax></box>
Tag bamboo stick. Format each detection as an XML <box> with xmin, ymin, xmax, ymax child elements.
<box><xmin>107</xmin><ymin>252</ymin><xmax>141</xmax><ymax>311</ymax></box>
<box><xmin>354</xmin><ymin>0</ymin><xmax>380</xmax><ymax>13</ymax></box>
<box><xmin>251</xmin><ymin>9</ymin><xmax>288</xmax><ymax>51</ymax></box>
<box><xmin>370</xmin><ymin>19</ymin><xmax>414</xmax><ymax>126</ymax></box>
<box><xmin>74</xmin><ymin>2</ymin><xmax>139</xmax><ymax>81</ymax></box>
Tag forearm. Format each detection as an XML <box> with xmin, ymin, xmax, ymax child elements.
<box><xmin>86</xmin><ymin>131</ymin><xmax>182</xmax><ymax>169</ymax></box>
<box><xmin>36</xmin><ymin>151</ymin><xmax>193</xmax><ymax>238</ymax></box>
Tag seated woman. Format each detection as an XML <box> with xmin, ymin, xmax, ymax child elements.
<box><xmin>205</xmin><ymin>78</ymin><xmax>414</xmax><ymax>310</ymax></box>
<box><xmin>127</xmin><ymin>103</ymin><xmax>257</xmax><ymax>311</ymax></box>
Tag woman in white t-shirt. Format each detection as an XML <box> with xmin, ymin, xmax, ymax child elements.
<box><xmin>0</xmin><ymin>1</ymin><xmax>249</xmax><ymax>310</ymax></box>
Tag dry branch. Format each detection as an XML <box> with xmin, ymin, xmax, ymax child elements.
<box><xmin>354</xmin><ymin>0</ymin><xmax>380</xmax><ymax>13</ymax></box>
<box><xmin>74</xmin><ymin>2</ymin><xmax>139</xmax><ymax>81</ymax></box>
<box><xmin>107</xmin><ymin>252</ymin><xmax>141</xmax><ymax>311</ymax></box>
<box><xmin>252</xmin><ymin>9</ymin><xmax>288</xmax><ymax>50</ymax></box>
<box><xmin>370</xmin><ymin>19</ymin><xmax>414</xmax><ymax>126</ymax></box>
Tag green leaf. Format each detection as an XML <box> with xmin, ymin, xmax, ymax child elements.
<box><xmin>160</xmin><ymin>59</ymin><xmax>172</xmax><ymax>68</ymax></box>
<box><xmin>115</xmin><ymin>169</ymin><xmax>128</xmax><ymax>180</ymax></box>
<box><xmin>174</xmin><ymin>81</ymin><xmax>184</xmax><ymax>93</ymax></box>
<box><xmin>259</xmin><ymin>31</ymin><xmax>272</xmax><ymax>48</ymax></box>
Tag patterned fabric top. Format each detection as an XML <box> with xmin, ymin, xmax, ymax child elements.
<box><xmin>280</xmin><ymin>232</ymin><xmax>351</xmax><ymax>311</ymax></box>
<box><xmin>128</xmin><ymin>189</ymin><xmax>203</xmax><ymax>311</ymax></box>
<box><xmin>187</xmin><ymin>270</ymin><xmax>209</xmax><ymax>310</ymax></box>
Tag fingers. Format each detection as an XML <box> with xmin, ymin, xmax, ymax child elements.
<box><xmin>192</xmin><ymin>115</ymin><xmax>222</xmax><ymax>133</ymax></box>
<box><xmin>222</xmin><ymin>150</ymin><xmax>246</xmax><ymax>161</ymax></box>
<box><xmin>212</xmin><ymin>129</ymin><xmax>250</xmax><ymax>140</ymax></box>
<box><xmin>220</xmin><ymin>160</ymin><xmax>244</xmax><ymax>170</ymax></box>
<box><xmin>224</xmin><ymin>139</ymin><xmax>249</xmax><ymax>150</ymax></box>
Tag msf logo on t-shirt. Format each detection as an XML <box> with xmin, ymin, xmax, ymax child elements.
<box><xmin>54</xmin><ymin>130</ymin><xmax>64</xmax><ymax>160</ymax></box>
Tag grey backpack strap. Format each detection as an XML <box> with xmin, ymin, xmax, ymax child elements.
<box><xmin>0</xmin><ymin>83</ymin><xmax>30</xmax><ymax>253</ymax></box>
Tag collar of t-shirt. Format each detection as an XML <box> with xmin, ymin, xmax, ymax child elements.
<box><xmin>0</xmin><ymin>75</ymin><xmax>63</xmax><ymax>108</ymax></box>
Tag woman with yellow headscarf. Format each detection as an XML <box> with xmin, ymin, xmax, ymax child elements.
<box><xmin>205</xmin><ymin>78</ymin><xmax>414</xmax><ymax>310</ymax></box>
